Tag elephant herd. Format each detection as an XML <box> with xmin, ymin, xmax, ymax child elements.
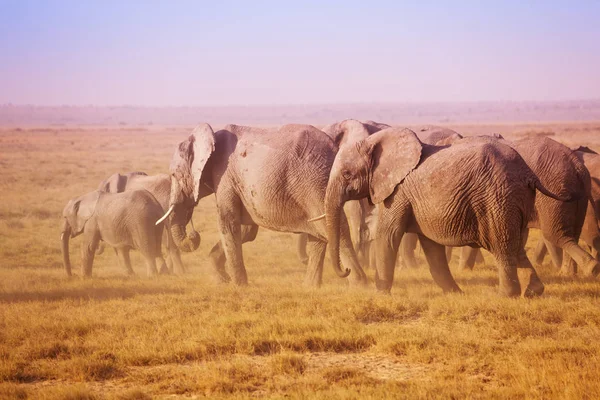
<box><xmin>60</xmin><ymin>120</ymin><xmax>600</xmax><ymax>298</ymax></box>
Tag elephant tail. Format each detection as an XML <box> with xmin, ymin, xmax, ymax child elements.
<box><xmin>532</xmin><ymin>180</ymin><xmax>580</xmax><ymax>202</ymax></box>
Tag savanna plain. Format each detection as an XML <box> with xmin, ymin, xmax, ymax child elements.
<box><xmin>1</xmin><ymin>121</ymin><xmax>600</xmax><ymax>399</ymax></box>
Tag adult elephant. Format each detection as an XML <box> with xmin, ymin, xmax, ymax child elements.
<box><xmin>324</xmin><ymin>128</ymin><xmax>571</xmax><ymax>297</ymax></box>
<box><xmin>533</xmin><ymin>146</ymin><xmax>600</xmax><ymax>268</ymax></box>
<box><xmin>97</xmin><ymin>171</ymin><xmax>200</xmax><ymax>275</ymax></box>
<box><xmin>295</xmin><ymin>119</ymin><xmax>388</xmax><ymax>266</ymax></box>
<box><xmin>159</xmin><ymin>123</ymin><xmax>367</xmax><ymax>287</ymax></box>
<box><xmin>459</xmin><ymin>137</ymin><xmax>600</xmax><ymax>276</ymax></box>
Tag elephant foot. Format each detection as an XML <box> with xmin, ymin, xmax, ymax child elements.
<box><xmin>442</xmin><ymin>285</ymin><xmax>463</xmax><ymax>294</ymax></box>
<box><xmin>559</xmin><ymin>265</ymin><xmax>578</xmax><ymax>277</ymax></box>
<box><xmin>522</xmin><ymin>279</ymin><xmax>544</xmax><ymax>298</ymax></box>
<box><xmin>585</xmin><ymin>260</ymin><xmax>600</xmax><ymax>277</ymax></box>
<box><xmin>214</xmin><ymin>272</ymin><xmax>231</xmax><ymax>284</ymax></box>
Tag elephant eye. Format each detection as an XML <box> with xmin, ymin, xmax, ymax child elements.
<box><xmin>342</xmin><ymin>170</ymin><xmax>353</xmax><ymax>180</ymax></box>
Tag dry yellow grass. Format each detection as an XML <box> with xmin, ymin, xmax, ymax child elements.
<box><xmin>1</xmin><ymin>123</ymin><xmax>600</xmax><ymax>399</ymax></box>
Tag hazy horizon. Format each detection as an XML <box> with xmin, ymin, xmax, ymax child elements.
<box><xmin>2</xmin><ymin>1</ymin><xmax>599</xmax><ymax>106</ymax></box>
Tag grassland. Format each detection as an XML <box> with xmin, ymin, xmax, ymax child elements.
<box><xmin>1</xmin><ymin>122</ymin><xmax>600</xmax><ymax>399</ymax></box>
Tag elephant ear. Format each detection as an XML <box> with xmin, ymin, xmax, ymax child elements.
<box><xmin>366</xmin><ymin>128</ymin><xmax>423</xmax><ymax>204</ymax></box>
<box><xmin>170</xmin><ymin>123</ymin><xmax>215</xmax><ymax>203</ymax></box>
<box><xmin>64</xmin><ymin>191</ymin><xmax>100</xmax><ymax>235</ymax></box>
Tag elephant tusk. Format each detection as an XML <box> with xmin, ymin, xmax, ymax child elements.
<box><xmin>156</xmin><ymin>205</ymin><xmax>175</xmax><ymax>225</ymax></box>
<box><xmin>189</xmin><ymin>218</ymin><xmax>195</xmax><ymax>231</ymax></box>
<box><xmin>307</xmin><ymin>214</ymin><xmax>326</xmax><ymax>222</ymax></box>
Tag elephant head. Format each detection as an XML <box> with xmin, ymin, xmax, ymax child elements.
<box><xmin>321</xmin><ymin>119</ymin><xmax>374</xmax><ymax>148</ymax></box>
<box><xmin>324</xmin><ymin>128</ymin><xmax>423</xmax><ymax>273</ymax></box>
<box><xmin>61</xmin><ymin>191</ymin><xmax>100</xmax><ymax>276</ymax></box>
<box><xmin>157</xmin><ymin>124</ymin><xmax>215</xmax><ymax>252</ymax></box>
<box><xmin>416</xmin><ymin>126</ymin><xmax>463</xmax><ymax>146</ymax></box>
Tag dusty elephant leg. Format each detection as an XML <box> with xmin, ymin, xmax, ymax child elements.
<box><xmin>158</xmin><ymin>256</ymin><xmax>170</xmax><ymax>275</ymax></box>
<box><xmin>544</xmin><ymin>239</ymin><xmax>563</xmax><ymax>269</ymax></box>
<box><xmin>81</xmin><ymin>232</ymin><xmax>100</xmax><ymax>278</ymax></box>
<box><xmin>208</xmin><ymin>241</ymin><xmax>230</xmax><ymax>283</ymax></box>
<box><xmin>398</xmin><ymin>233</ymin><xmax>419</xmax><ymax>269</ymax></box>
<box><xmin>166</xmin><ymin>229</ymin><xmax>186</xmax><ymax>275</ymax></box>
<box><xmin>117</xmin><ymin>248</ymin><xmax>135</xmax><ymax>277</ymax></box>
<box><xmin>445</xmin><ymin>246</ymin><xmax>453</xmax><ymax>264</ymax></box>
<box><xmin>142</xmin><ymin>253</ymin><xmax>159</xmax><ymax>277</ymax></box>
<box><xmin>373</xmin><ymin>234</ymin><xmax>402</xmax><ymax>293</ymax></box>
<box><xmin>532</xmin><ymin>238</ymin><xmax>547</xmax><ymax>267</ymax></box>
<box><xmin>516</xmin><ymin>246</ymin><xmax>545</xmax><ymax>297</ymax></box>
<box><xmin>418</xmin><ymin>236</ymin><xmax>462</xmax><ymax>293</ymax></box>
<box><xmin>218</xmin><ymin>223</ymin><xmax>247</xmax><ymax>285</ymax></box>
<box><xmin>302</xmin><ymin>236</ymin><xmax>327</xmax><ymax>287</ymax></box>
<box><xmin>492</xmin><ymin>252</ymin><xmax>521</xmax><ymax>297</ymax></box>
<box><xmin>296</xmin><ymin>234</ymin><xmax>309</xmax><ymax>265</ymax></box>
<box><xmin>559</xmin><ymin>252</ymin><xmax>577</xmax><ymax>276</ymax></box>
<box><xmin>561</xmin><ymin>240</ymin><xmax>600</xmax><ymax>277</ymax></box>
<box><xmin>458</xmin><ymin>246</ymin><xmax>477</xmax><ymax>271</ymax></box>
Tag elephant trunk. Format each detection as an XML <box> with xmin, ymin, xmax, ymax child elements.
<box><xmin>324</xmin><ymin>185</ymin><xmax>351</xmax><ymax>278</ymax></box>
<box><xmin>61</xmin><ymin>220</ymin><xmax>72</xmax><ymax>277</ymax></box>
<box><xmin>170</xmin><ymin>222</ymin><xmax>200</xmax><ymax>252</ymax></box>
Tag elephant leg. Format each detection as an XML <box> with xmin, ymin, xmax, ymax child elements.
<box><xmin>516</xmin><ymin>230</ymin><xmax>544</xmax><ymax>297</ymax></box>
<box><xmin>418</xmin><ymin>236</ymin><xmax>462</xmax><ymax>293</ymax></box>
<box><xmin>544</xmin><ymin>239</ymin><xmax>563</xmax><ymax>269</ymax></box>
<box><xmin>532</xmin><ymin>238</ymin><xmax>547</xmax><ymax>267</ymax></box>
<box><xmin>158</xmin><ymin>256</ymin><xmax>170</xmax><ymax>275</ymax></box>
<box><xmin>117</xmin><ymin>248</ymin><xmax>135</xmax><ymax>277</ymax></box>
<box><xmin>559</xmin><ymin>252</ymin><xmax>577</xmax><ymax>277</ymax></box>
<box><xmin>296</xmin><ymin>234</ymin><xmax>309</xmax><ymax>265</ymax></box>
<box><xmin>561</xmin><ymin>240</ymin><xmax>600</xmax><ymax>277</ymax></box>
<box><xmin>516</xmin><ymin>250</ymin><xmax>545</xmax><ymax>297</ymax></box>
<box><xmin>458</xmin><ymin>246</ymin><xmax>477</xmax><ymax>271</ymax></box>
<box><xmin>373</xmin><ymin>234</ymin><xmax>401</xmax><ymax>293</ymax></box>
<box><xmin>142</xmin><ymin>253</ymin><xmax>159</xmax><ymax>277</ymax></box>
<box><xmin>208</xmin><ymin>241</ymin><xmax>230</xmax><ymax>283</ymax></box>
<box><xmin>216</xmin><ymin>205</ymin><xmax>248</xmax><ymax>285</ymax></box>
<box><xmin>80</xmin><ymin>232</ymin><xmax>100</xmax><ymax>278</ymax></box>
<box><xmin>398</xmin><ymin>233</ymin><xmax>419</xmax><ymax>269</ymax></box>
<box><xmin>445</xmin><ymin>246</ymin><xmax>453</xmax><ymax>264</ymax></box>
<box><xmin>492</xmin><ymin>252</ymin><xmax>521</xmax><ymax>297</ymax></box>
<box><xmin>302</xmin><ymin>236</ymin><xmax>327</xmax><ymax>287</ymax></box>
<box><xmin>166</xmin><ymin>229</ymin><xmax>186</xmax><ymax>275</ymax></box>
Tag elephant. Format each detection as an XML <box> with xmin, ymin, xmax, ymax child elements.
<box><xmin>324</xmin><ymin>128</ymin><xmax>573</xmax><ymax>297</ymax></box>
<box><xmin>533</xmin><ymin>146</ymin><xmax>600</xmax><ymax>268</ymax></box>
<box><xmin>160</xmin><ymin>123</ymin><xmax>367</xmax><ymax>287</ymax></box>
<box><xmin>61</xmin><ymin>190</ymin><xmax>166</xmax><ymax>277</ymax></box>
<box><xmin>96</xmin><ymin>171</ymin><xmax>200</xmax><ymax>275</ymax></box>
<box><xmin>458</xmin><ymin>136</ymin><xmax>600</xmax><ymax>277</ymax></box>
<box><xmin>294</xmin><ymin>119</ymin><xmax>389</xmax><ymax>266</ymax></box>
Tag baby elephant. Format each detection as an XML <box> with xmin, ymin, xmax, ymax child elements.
<box><xmin>60</xmin><ymin>190</ymin><xmax>166</xmax><ymax>277</ymax></box>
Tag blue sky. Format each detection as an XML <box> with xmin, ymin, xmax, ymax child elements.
<box><xmin>1</xmin><ymin>1</ymin><xmax>599</xmax><ymax>105</ymax></box>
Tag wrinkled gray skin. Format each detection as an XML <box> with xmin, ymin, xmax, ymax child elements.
<box><xmin>61</xmin><ymin>190</ymin><xmax>166</xmax><ymax>277</ymax></box>
<box><xmin>295</xmin><ymin>120</ymin><xmax>388</xmax><ymax>266</ymax></box>
<box><xmin>533</xmin><ymin>147</ymin><xmax>600</xmax><ymax>269</ymax></box>
<box><xmin>96</xmin><ymin>172</ymin><xmax>200</xmax><ymax>275</ymax></box>
<box><xmin>325</xmin><ymin>128</ymin><xmax>572</xmax><ymax>297</ymax></box>
<box><xmin>164</xmin><ymin>123</ymin><xmax>367</xmax><ymax>287</ymax></box>
<box><xmin>459</xmin><ymin>137</ymin><xmax>600</xmax><ymax>277</ymax></box>
<box><xmin>397</xmin><ymin>126</ymin><xmax>464</xmax><ymax>269</ymax></box>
